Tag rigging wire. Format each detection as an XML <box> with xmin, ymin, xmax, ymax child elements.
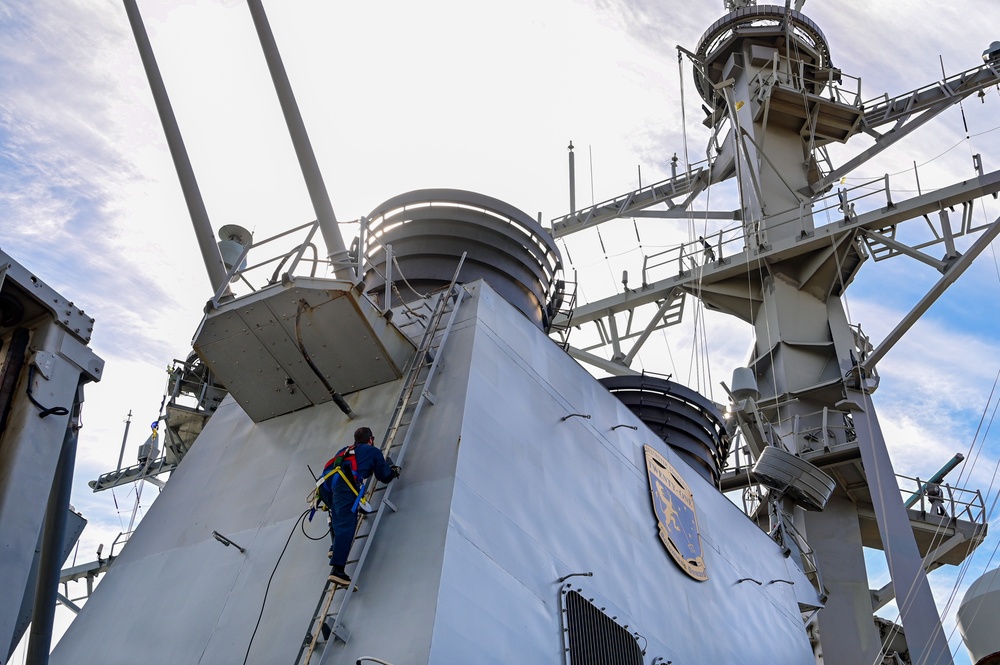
<box><xmin>838</xmin><ymin>118</ymin><xmax>1000</xmax><ymax>185</ymax></box>
<box><xmin>932</xmin><ymin>385</ymin><xmax>1000</xmax><ymax>661</ymax></box>
<box><xmin>933</xmin><ymin>203</ymin><xmax>1000</xmax><ymax>651</ymax></box>
<box><xmin>243</xmin><ymin>508</ymin><xmax>312</xmax><ymax>665</ymax></box>
<box><xmin>676</xmin><ymin>45</ymin><xmax>718</xmax><ymax>398</ymax></box>
<box><xmin>110</xmin><ymin>488</ymin><xmax>127</xmax><ymax>532</ymax></box>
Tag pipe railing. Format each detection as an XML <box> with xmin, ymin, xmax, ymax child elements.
<box><xmin>897</xmin><ymin>473</ymin><xmax>986</xmax><ymax>525</ymax></box>
<box><xmin>206</xmin><ymin>216</ymin><xmax>406</xmax><ymax>313</ymax></box>
<box><xmin>750</xmin><ymin>53</ymin><xmax>863</xmax><ymax>109</ymax></box>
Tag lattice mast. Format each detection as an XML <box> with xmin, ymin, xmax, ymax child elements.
<box><xmin>553</xmin><ymin>2</ymin><xmax>1000</xmax><ymax>663</ymax></box>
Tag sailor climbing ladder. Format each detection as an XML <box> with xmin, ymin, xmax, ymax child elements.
<box><xmin>295</xmin><ymin>257</ymin><xmax>468</xmax><ymax>665</ymax></box>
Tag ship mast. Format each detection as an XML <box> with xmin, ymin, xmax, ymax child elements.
<box><xmin>552</xmin><ymin>2</ymin><xmax>1000</xmax><ymax>663</ymax></box>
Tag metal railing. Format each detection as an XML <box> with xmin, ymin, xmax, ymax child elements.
<box><xmin>206</xmin><ymin>217</ymin><xmax>395</xmax><ymax>309</ymax></box>
<box><xmin>750</xmin><ymin>53</ymin><xmax>863</xmax><ymax>110</ymax></box>
<box><xmin>208</xmin><ymin>219</ymin><xmax>332</xmax><ymax>307</ymax></box>
<box><xmin>899</xmin><ymin>473</ymin><xmax>986</xmax><ymax>525</ymax></box>
<box><xmin>631</xmin><ymin>166</ymin><xmax>978</xmax><ymax>287</ymax></box>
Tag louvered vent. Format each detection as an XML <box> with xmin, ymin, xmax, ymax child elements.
<box><xmin>564</xmin><ymin>589</ymin><xmax>643</xmax><ymax>665</ymax></box>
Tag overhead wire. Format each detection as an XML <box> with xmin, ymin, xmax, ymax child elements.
<box><xmin>932</xmin><ymin>384</ymin><xmax>1000</xmax><ymax>660</ymax></box>
<box><xmin>931</xmin><ymin>216</ymin><xmax>1000</xmax><ymax>654</ymax></box>
<box><xmin>913</xmin><ymin>92</ymin><xmax>1000</xmax><ymax>661</ymax></box>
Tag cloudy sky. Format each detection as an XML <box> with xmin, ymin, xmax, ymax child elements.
<box><xmin>3</xmin><ymin>0</ymin><xmax>1000</xmax><ymax>661</ymax></box>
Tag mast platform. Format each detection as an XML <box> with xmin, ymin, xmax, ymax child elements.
<box><xmin>722</xmin><ymin>438</ymin><xmax>988</xmax><ymax>568</ymax></box>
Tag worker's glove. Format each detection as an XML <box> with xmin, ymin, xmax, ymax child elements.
<box><xmin>391</xmin><ymin>465</ymin><xmax>402</xmax><ymax>479</ymax></box>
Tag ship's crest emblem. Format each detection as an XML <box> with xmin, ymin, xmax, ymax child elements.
<box><xmin>644</xmin><ymin>445</ymin><xmax>707</xmax><ymax>581</ymax></box>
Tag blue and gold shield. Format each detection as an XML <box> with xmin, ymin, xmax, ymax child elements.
<box><xmin>644</xmin><ymin>445</ymin><xmax>707</xmax><ymax>581</ymax></box>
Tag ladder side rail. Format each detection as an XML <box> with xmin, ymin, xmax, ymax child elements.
<box><xmin>326</xmin><ymin>286</ymin><xmax>467</xmax><ymax>645</ymax></box>
<box><xmin>378</xmin><ymin>288</ymin><xmax>456</xmax><ymax>456</ymax></box>
<box><xmin>378</xmin><ymin>252</ymin><xmax>467</xmax><ymax>457</ymax></box>
<box><xmin>386</xmin><ymin>286</ymin><xmax>467</xmax><ymax>470</ymax></box>
<box><xmin>320</xmin><ymin>257</ymin><xmax>468</xmax><ymax>648</ymax></box>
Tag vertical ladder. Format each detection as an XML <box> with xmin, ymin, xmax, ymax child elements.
<box><xmin>295</xmin><ymin>261</ymin><xmax>467</xmax><ymax>665</ymax></box>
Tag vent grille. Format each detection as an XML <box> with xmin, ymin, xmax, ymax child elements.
<box><xmin>564</xmin><ymin>589</ymin><xmax>643</xmax><ymax>665</ymax></box>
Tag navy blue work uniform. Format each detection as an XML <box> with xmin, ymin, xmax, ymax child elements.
<box><xmin>319</xmin><ymin>443</ymin><xmax>396</xmax><ymax>569</ymax></box>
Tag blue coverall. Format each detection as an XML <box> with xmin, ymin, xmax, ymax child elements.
<box><xmin>322</xmin><ymin>443</ymin><xmax>396</xmax><ymax>569</ymax></box>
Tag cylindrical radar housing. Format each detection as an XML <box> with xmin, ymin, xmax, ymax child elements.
<box><xmin>958</xmin><ymin>568</ymin><xmax>1000</xmax><ymax>665</ymax></box>
<box><xmin>600</xmin><ymin>375</ymin><xmax>730</xmax><ymax>486</ymax></box>
<box><xmin>363</xmin><ymin>189</ymin><xmax>562</xmax><ymax>331</ymax></box>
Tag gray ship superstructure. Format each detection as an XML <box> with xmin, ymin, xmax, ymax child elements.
<box><xmin>3</xmin><ymin>1</ymin><xmax>1000</xmax><ymax>664</ymax></box>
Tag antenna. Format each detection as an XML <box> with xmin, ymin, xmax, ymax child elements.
<box><xmin>245</xmin><ymin>0</ymin><xmax>352</xmax><ymax>280</ymax></box>
<box><xmin>122</xmin><ymin>0</ymin><xmax>232</xmax><ymax>296</ymax></box>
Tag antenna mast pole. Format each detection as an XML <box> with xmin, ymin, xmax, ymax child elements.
<box><xmin>245</xmin><ymin>0</ymin><xmax>353</xmax><ymax>280</ymax></box>
<box><xmin>122</xmin><ymin>0</ymin><xmax>232</xmax><ymax>296</ymax></box>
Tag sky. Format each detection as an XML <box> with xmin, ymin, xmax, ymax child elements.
<box><xmin>3</xmin><ymin>0</ymin><xmax>1000</xmax><ymax>662</ymax></box>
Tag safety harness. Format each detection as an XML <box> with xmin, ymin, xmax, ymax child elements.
<box><xmin>317</xmin><ymin>445</ymin><xmax>358</xmax><ymax>493</ymax></box>
<box><xmin>314</xmin><ymin>444</ymin><xmax>372</xmax><ymax>514</ymax></box>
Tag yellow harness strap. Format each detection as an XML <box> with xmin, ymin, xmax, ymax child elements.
<box><xmin>315</xmin><ymin>465</ymin><xmax>360</xmax><ymax>497</ymax></box>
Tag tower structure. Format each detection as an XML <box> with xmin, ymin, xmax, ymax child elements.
<box><xmin>552</xmin><ymin>3</ymin><xmax>1000</xmax><ymax>663</ymax></box>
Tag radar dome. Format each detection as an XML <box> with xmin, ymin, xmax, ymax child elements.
<box><xmin>958</xmin><ymin>567</ymin><xmax>1000</xmax><ymax>664</ymax></box>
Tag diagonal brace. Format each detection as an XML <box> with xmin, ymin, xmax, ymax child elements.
<box><xmin>863</xmin><ymin>214</ymin><xmax>1000</xmax><ymax>373</ymax></box>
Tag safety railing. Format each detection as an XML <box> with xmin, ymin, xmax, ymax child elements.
<box><xmin>861</xmin><ymin>60</ymin><xmax>1000</xmax><ymax>129</ymax></box>
<box><xmin>898</xmin><ymin>473</ymin><xmax>986</xmax><ymax>525</ymax></box>
<box><xmin>206</xmin><ymin>217</ymin><xmax>396</xmax><ymax>310</ymax></box>
<box><xmin>550</xmin><ymin>156</ymin><xmax>714</xmax><ymax>233</ymax></box>
<box><xmin>633</xmin><ymin>163</ymin><xmax>978</xmax><ymax>287</ymax></box>
<box><xmin>811</xmin><ymin>176</ymin><xmax>894</xmax><ymax>225</ymax></box>
<box><xmin>208</xmin><ymin>219</ymin><xmax>330</xmax><ymax>307</ymax></box>
<box><xmin>750</xmin><ymin>54</ymin><xmax>863</xmax><ymax>109</ymax></box>
<box><xmin>109</xmin><ymin>530</ymin><xmax>134</xmax><ymax>559</ymax></box>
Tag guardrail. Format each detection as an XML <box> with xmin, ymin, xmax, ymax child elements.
<box><xmin>206</xmin><ymin>218</ymin><xmax>395</xmax><ymax>310</ymax></box>
<box><xmin>898</xmin><ymin>472</ymin><xmax>986</xmax><ymax>525</ymax></box>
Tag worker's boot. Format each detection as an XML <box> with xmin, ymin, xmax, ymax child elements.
<box><xmin>329</xmin><ymin>567</ymin><xmax>351</xmax><ymax>586</ymax></box>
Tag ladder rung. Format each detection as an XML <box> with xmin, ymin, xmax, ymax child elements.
<box><xmin>298</xmin><ymin>271</ymin><xmax>466</xmax><ymax>663</ymax></box>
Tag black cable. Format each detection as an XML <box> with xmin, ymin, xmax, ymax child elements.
<box><xmin>294</xmin><ymin>300</ymin><xmax>354</xmax><ymax>417</ymax></box>
<box><xmin>301</xmin><ymin>508</ymin><xmax>331</xmax><ymax>541</ymax></box>
<box><xmin>243</xmin><ymin>508</ymin><xmax>311</xmax><ymax>665</ymax></box>
<box><xmin>25</xmin><ymin>365</ymin><xmax>69</xmax><ymax>418</ymax></box>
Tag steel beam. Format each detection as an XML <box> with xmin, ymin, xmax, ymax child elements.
<box><xmin>558</xmin><ymin>170</ymin><xmax>1000</xmax><ymax>331</ymax></box>
<box><xmin>245</xmin><ymin>0</ymin><xmax>351</xmax><ymax>277</ymax></box>
<box><xmin>842</xmin><ymin>389</ymin><xmax>953</xmax><ymax>665</ymax></box>
<box><xmin>122</xmin><ymin>0</ymin><xmax>231</xmax><ymax>295</ymax></box>
<box><xmin>863</xmin><ymin>214</ymin><xmax>1000</xmax><ymax>372</ymax></box>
